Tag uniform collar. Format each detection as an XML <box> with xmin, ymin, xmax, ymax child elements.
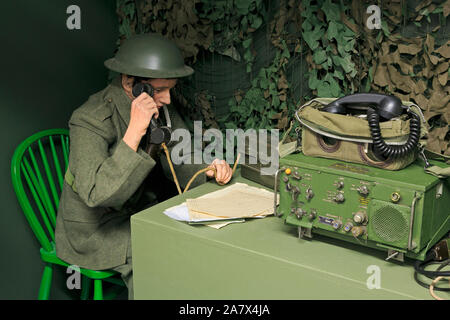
<box><xmin>107</xmin><ymin>76</ymin><xmax>133</xmax><ymax>125</ymax></box>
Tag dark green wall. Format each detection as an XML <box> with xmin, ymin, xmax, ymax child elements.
<box><xmin>0</xmin><ymin>0</ymin><xmax>118</xmax><ymax>299</ymax></box>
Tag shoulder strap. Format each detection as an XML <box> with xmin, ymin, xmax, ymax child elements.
<box><xmin>278</xmin><ymin>120</ymin><xmax>302</xmax><ymax>158</ymax></box>
<box><xmin>425</xmin><ymin>165</ymin><xmax>450</xmax><ymax>178</ymax></box>
<box><xmin>421</xmin><ymin>148</ymin><xmax>450</xmax><ymax>178</ymax></box>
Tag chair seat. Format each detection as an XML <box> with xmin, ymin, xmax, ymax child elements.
<box><xmin>40</xmin><ymin>243</ymin><xmax>119</xmax><ymax>280</ymax></box>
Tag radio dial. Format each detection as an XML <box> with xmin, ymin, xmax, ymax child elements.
<box><xmin>293</xmin><ymin>171</ymin><xmax>302</xmax><ymax>180</ymax></box>
<box><xmin>291</xmin><ymin>186</ymin><xmax>300</xmax><ymax>200</ymax></box>
<box><xmin>351</xmin><ymin>226</ymin><xmax>366</xmax><ymax>238</ymax></box>
<box><xmin>334</xmin><ymin>192</ymin><xmax>345</xmax><ymax>203</ymax></box>
<box><xmin>306</xmin><ymin>188</ymin><xmax>314</xmax><ymax>200</ymax></box>
<box><xmin>332</xmin><ymin>220</ymin><xmax>342</xmax><ymax>230</ymax></box>
<box><xmin>295</xmin><ymin>208</ymin><xmax>307</xmax><ymax>219</ymax></box>
<box><xmin>344</xmin><ymin>222</ymin><xmax>353</xmax><ymax>232</ymax></box>
<box><xmin>358</xmin><ymin>185</ymin><xmax>369</xmax><ymax>196</ymax></box>
<box><xmin>353</xmin><ymin>212</ymin><xmax>367</xmax><ymax>224</ymax></box>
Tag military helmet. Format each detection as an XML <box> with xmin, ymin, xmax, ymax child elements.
<box><xmin>104</xmin><ymin>33</ymin><xmax>194</xmax><ymax>78</ymax></box>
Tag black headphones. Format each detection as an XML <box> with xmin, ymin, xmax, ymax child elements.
<box><xmin>132</xmin><ymin>78</ymin><xmax>172</xmax><ymax>145</ymax></box>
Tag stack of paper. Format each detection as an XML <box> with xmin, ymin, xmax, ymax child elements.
<box><xmin>163</xmin><ymin>183</ymin><xmax>278</xmax><ymax>229</ymax></box>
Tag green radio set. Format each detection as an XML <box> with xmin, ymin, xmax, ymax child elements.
<box><xmin>275</xmin><ymin>152</ymin><xmax>449</xmax><ymax>262</ymax></box>
<box><xmin>270</xmin><ymin>94</ymin><xmax>449</xmax><ymax>262</ymax></box>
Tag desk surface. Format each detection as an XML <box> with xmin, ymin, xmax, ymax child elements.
<box><xmin>131</xmin><ymin>174</ymin><xmax>436</xmax><ymax>300</ymax></box>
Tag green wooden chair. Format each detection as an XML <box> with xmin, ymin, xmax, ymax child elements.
<box><xmin>11</xmin><ymin>129</ymin><xmax>125</xmax><ymax>300</ymax></box>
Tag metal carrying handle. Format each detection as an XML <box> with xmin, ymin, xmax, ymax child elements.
<box><xmin>273</xmin><ymin>168</ymin><xmax>284</xmax><ymax>217</ymax></box>
<box><xmin>408</xmin><ymin>192</ymin><xmax>421</xmax><ymax>251</ymax></box>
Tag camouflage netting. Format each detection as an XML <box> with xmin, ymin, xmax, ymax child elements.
<box><xmin>115</xmin><ymin>0</ymin><xmax>450</xmax><ymax>158</ymax></box>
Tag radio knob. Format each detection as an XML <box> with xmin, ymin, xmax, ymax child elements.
<box><xmin>293</xmin><ymin>171</ymin><xmax>302</xmax><ymax>180</ymax></box>
<box><xmin>306</xmin><ymin>188</ymin><xmax>314</xmax><ymax>200</ymax></box>
<box><xmin>353</xmin><ymin>212</ymin><xmax>367</xmax><ymax>224</ymax></box>
<box><xmin>334</xmin><ymin>192</ymin><xmax>345</xmax><ymax>203</ymax></box>
<box><xmin>344</xmin><ymin>222</ymin><xmax>353</xmax><ymax>232</ymax></box>
<box><xmin>351</xmin><ymin>226</ymin><xmax>366</xmax><ymax>238</ymax></box>
<box><xmin>308</xmin><ymin>210</ymin><xmax>317</xmax><ymax>221</ymax></box>
<box><xmin>295</xmin><ymin>208</ymin><xmax>307</xmax><ymax>219</ymax></box>
<box><xmin>332</xmin><ymin>220</ymin><xmax>342</xmax><ymax>230</ymax></box>
<box><xmin>358</xmin><ymin>185</ymin><xmax>369</xmax><ymax>196</ymax></box>
<box><xmin>291</xmin><ymin>186</ymin><xmax>300</xmax><ymax>200</ymax></box>
<box><xmin>282</xmin><ymin>176</ymin><xmax>289</xmax><ymax>183</ymax></box>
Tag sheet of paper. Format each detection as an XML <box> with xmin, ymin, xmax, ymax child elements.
<box><xmin>186</xmin><ymin>183</ymin><xmax>276</xmax><ymax>219</ymax></box>
<box><xmin>163</xmin><ymin>203</ymin><xmax>190</xmax><ymax>221</ymax></box>
<box><xmin>163</xmin><ymin>203</ymin><xmax>246</xmax><ymax>228</ymax></box>
<box><xmin>202</xmin><ymin>220</ymin><xmax>245</xmax><ymax>229</ymax></box>
<box><xmin>163</xmin><ymin>183</ymin><xmax>278</xmax><ymax>229</ymax></box>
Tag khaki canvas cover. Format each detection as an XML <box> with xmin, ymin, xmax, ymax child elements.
<box><xmin>295</xmin><ymin>98</ymin><xmax>428</xmax><ymax>170</ymax></box>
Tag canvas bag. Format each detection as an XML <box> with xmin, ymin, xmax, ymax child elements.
<box><xmin>295</xmin><ymin>98</ymin><xmax>428</xmax><ymax>171</ymax></box>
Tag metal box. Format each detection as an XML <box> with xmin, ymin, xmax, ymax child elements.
<box><xmin>241</xmin><ymin>162</ymin><xmax>275</xmax><ymax>189</ymax></box>
<box><xmin>277</xmin><ymin>153</ymin><xmax>450</xmax><ymax>261</ymax></box>
<box><xmin>240</xmin><ymin>138</ymin><xmax>275</xmax><ymax>189</ymax></box>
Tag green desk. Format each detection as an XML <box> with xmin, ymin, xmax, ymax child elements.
<box><xmin>131</xmin><ymin>174</ymin><xmax>435</xmax><ymax>300</ymax></box>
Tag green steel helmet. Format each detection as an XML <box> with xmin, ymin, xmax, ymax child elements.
<box><xmin>104</xmin><ymin>33</ymin><xmax>194</xmax><ymax>78</ymax></box>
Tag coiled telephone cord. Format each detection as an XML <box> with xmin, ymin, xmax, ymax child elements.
<box><xmin>367</xmin><ymin>108</ymin><xmax>421</xmax><ymax>159</ymax></box>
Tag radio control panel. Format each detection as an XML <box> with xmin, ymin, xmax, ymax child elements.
<box><xmin>279</xmin><ymin>165</ymin><xmax>415</xmax><ymax>242</ymax></box>
<box><xmin>277</xmin><ymin>153</ymin><xmax>449</xmax><ymax>261</ymax></box>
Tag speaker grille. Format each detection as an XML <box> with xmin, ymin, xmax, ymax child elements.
<box><xmin>372</xmin><ymin>205</ymin><xmax>408</xmax><ymax>243</ymax></box>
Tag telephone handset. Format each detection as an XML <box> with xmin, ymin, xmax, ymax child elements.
<box><xmin>322</xmin><ymin>93</ymin><xmax>403</xmax><ymax>120</ymax></box>
<box><xmin>323</xmin><ymin>93</ymin><xmax>421</xmax><ymax>159</ymax></box>
<box><xmin>132</xmin><ymin>80</ymin><xmax>172</xmax><ymax>146</ymax></box>
<box><xmin>132</xmin><ymin>81</ymin><xmax>155</xmax><ymax>100</ymax></box>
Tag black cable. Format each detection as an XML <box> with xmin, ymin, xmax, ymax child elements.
<box><xmin>414</xmin><ymin>259</ymin><xmax>450</xmax><ymax>292</ymax></box>
<box><xmin>437</xmin><ymin>259</ymin><xmax>450</xmax><ymax>272</ymax></box>
<box><xmin>414</xmin><ymin>257</ymin><xmax>450</xmax><ymax>278</ymax></box>
<box><xmin>413</xmin><ymin>250</ymin><xmax>450</xmax><ymax>292</ymax></box>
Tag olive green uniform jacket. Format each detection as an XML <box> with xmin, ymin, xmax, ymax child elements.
<box><xmin>55</xmin><ymin>77</ymin><xmax>205</xmax><ymax>270</ymax></box>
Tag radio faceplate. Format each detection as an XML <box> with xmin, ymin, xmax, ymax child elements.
<box><xmin>277</xmin><ymin>153</ymin><xmax>450</xmax><ymax>261</ymax></box>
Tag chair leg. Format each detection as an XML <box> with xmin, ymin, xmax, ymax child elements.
<box><xmin>38</xmin><ymin>263</ymin><xmax>53</xmax><ymax>300</ymax></box>
<box><xmin>93</xmin><ymin>279</ymin><xmax>103</xmax><ymax>300</ymax></box>
<box><xmin>80</xmin><ymin>276</ymin><xmax>91</xmax><ymax>300</ymax></box>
